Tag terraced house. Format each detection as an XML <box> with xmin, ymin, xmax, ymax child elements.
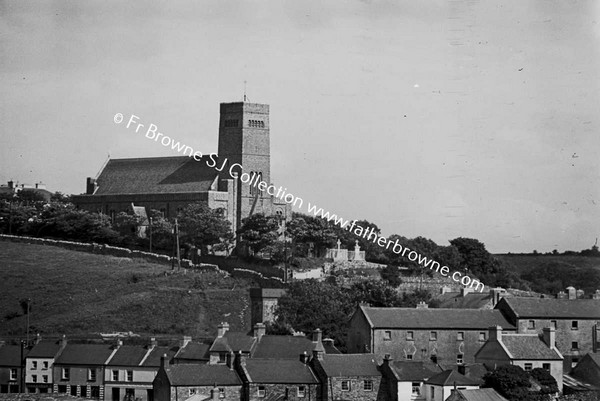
<box><xmin>25</xmin><ymin>337</ymin><xmax>67</xmax><ymax>394</ymax></box>
<box><xmin>347</xmin><ymin>304</ymin><xmax>516</xmax><ymax>364</ymax></box>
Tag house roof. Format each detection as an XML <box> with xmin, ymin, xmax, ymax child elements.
<box><xmin>439</xmin><ymin>364</ymin><xmax>488</xmax><ymax>384</ymax></box>
<box><xmin>0</xmin><ymin>345</ymin><xmax>26</xmax><ymax>367</ymax></box>
<box><xmin>320</xmin><ymin>354</ymin><xmax>381</xmax><ymax>377</ymax></box>
<box><xmin>165</xmin><ymin>364</ymin><xmax>241</xmax><ymax>386</ymax></box>
<box><xmin>54</xmin><ymin>344</ymin><xmax>115</xmax><ymax>365</ymax></box>
<box><xmin>453</xmin><ymin>388</ymin><xmax>509</xmax><ymax>401</ymax></box>
<box><xmin>563</xmin><ymin>374</ymin><xmax>600</xmax><ymax>392</ymax></box>
<box><xmin>210</xmin><ymin>332</ymin><xmax>256</xmax><ymax>354</ymax></box>
<box><xmin>106</xmin><ymin>346</ymin><xmax>147</xmax><ymax>366</ymax></box>
<box><xmin>174</xmin><ymin>343</ymin><xmax>209</xmax><ymax>362</ymax></box>
<box><xmin>243</xmin><ymin>359</ymin><xmax>319</xmax><ymax>384</ymax></box>
<box><xmin>498</xmin><ymin>297</ymin><xmax>600</xmax><ymax>319</ymax></box>
<box><xmin>359</xmin><ymin>306</ymin><xmax>515</xmax><ymax>330</ymax></box>
<box><xmin>425</xmin><ymin>370</ymin><xmax>481</xmax><ymax>386</ymax></box>
<box><xmin>142</xmin><ymin>346</ymin><xmax>179</xmax><ymax>367</ymax></box>
<box><xmin>93</xmin><ymin>156</ymin><xmax>220</xmax><ymax>195</ymax></box>
<box><xmin>500</xmin><ymin>334</ymin><xmax>562</xmax><ymax>360</ymax></box>
<box><xmin>249</xmin><ymin>288</ymin><xmax>287</xmax><ymax>298</ymax></box>
<box><xmin>389</xmin><ymin>361</ymin><xmax>443</xmax><ymax>381</ymax></box>
<box><xmin>27</xmin><ymin>340</ymin><xmax>63</xmax><ymax>358</ymax></box>
<box><xmin>252</xmin><ymin>336</ymin><xmax>315</xmax><ymax>359</ymax></box>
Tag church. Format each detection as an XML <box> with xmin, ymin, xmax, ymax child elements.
<box><xmin>72</xmin><ymin>101</ymin><xmax>291</xmax><ymax>230</ymax></box>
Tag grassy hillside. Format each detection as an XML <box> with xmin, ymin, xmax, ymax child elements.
<box><xmin>0</xmin><ymin>241</ymin><xmax>254</xmax><ymax>339</ymax></box>
<box><xmin>496</xmin><ymin>253</ymin><xmax>600</xmax><ymax>295</ymax></box>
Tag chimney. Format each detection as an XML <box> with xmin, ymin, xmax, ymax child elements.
<box><xmin>490</xmin><ymin>288</ymin><xmax>505</xmax><ymax>306</ymax></box>
<box><xmin>488</xmin><ymin>326</ymin><xmax>502</xmax><ymax>342</ymax></box>
<box><xmin>416</xmin><ymin>301</ymin><xmax>429</xmax><ymax>309</ymax></box>
<box><xmin>299</xmin><ymin>351</ymin><xmax>309</xmax><ymax>364</ymax></box>
<box><xmin>382</xmin><ymin>354</ymin><xmax>393</xmax><ymax>367</ymax></box>
<box><xmin>253</xmin><ymin>323</ymin><xmax>266</xmax><ymax>341</ymax></box>
<box><xmin>440</xmin><ymin>286</ymin><xmax>451</xmax><ymax>294</ymax></box>
<box><xmin>60</xmin><ymin>334</ymin><xmax>67</xmax><ymax>349</ymax></box>
<box><xmin>8</xmin><ymin>180</ymin><xmax>13</xmax><ymax>189</ymax></box>
<box><xmin>149</xmin><ymin>337</ymin><xmax>158</xmax><ymax>349</ymax></box>
<box><xmin>160</xmin><ymin>353</ymin><xmax>167</xmax><ymax>369</ymax></box>
<box><xmin>312</xmin><ymin>329</ymin><xmax>325</xmax><ymax>360</ymax></box>
<box><xmin>35</xmin><ymin>333</ymin><xmax>41</xmax><ymax>345</ymax></box>
<box><xmin>542</xmin><ymin>327</ymin><xmax>556</xmax><ymax>349</ymax></box>
<box><xmin>236</xmin><ymin>350</ymin><xmax>246</xmax><ymax>367</ymax></box>
<box><xmin>567</xmin><ymin>286</ymin><xmax>576</xmax><ymax>300</ymax></box>
<box><xmin>458</xmin><ymin>364</ymin><xmax>469</xmax><ymax>375</ymax></box>
<box><xmin>217</xmin><ymin>322</ymin><xmax>230</xmax><ymax>338</ymax></box>
<box><xmin>86</xmin><ymin>177</ymin><xmax>97</xmax><ymax>195</ymax></box>
<box><xmin>179</xmin><ymin>336</ymin><xmax>192</xmax><ymax>348</ymax></box>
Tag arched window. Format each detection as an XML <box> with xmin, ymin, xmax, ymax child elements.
<box><xmin>249</xmin><ymin>171</ymin><xmax>262</xmax><ymax>196</ymax></box>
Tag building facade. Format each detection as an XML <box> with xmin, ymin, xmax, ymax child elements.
<box><xmin>25</xmin><ymin>338</ymin><xmax>67</xmax><ymax>394</ymax></box>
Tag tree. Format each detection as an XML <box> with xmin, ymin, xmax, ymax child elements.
<box><xmin>237</xmin><ymin>213</ymin><xmax>280</xmax><ymax>255</ymax></box>
<box><xmin>380</xmin><ymin>265</ymin><xmax>402</xmax><ymax>287</ymax></box>
<box><xmin>286</xmin><ymin>213</ymin><xmax>336</xmax><ymax>257</ymax></box>
<box><xmin>348</xmin><ymin>279</ymin><xmax>404</xmax><ymax>307</ymax></box>
<box><xmin>483</xmin><ymin>365</ymin><xmax>532</xmax><ymax>401</ymax></box>
<box><xmin>178</xmin><ymin>203</ymin><xmax>233</xmax><ymax>254</ymax></box>
<box><xmin>530</xmin><ymin>368</ymin><xmax>558</xmax><ymax>396</ymax></box>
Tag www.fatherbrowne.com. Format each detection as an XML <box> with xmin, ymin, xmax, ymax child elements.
<box><xmin>115</xmin><ymin>113</ymin><xmax>485</xmax><ymax>293</ymax></box>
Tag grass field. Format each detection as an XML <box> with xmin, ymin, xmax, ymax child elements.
<box><xmin>0</xmin><ymin>241</ymin><xmax>254</xmax><ymax>339</ymax></box>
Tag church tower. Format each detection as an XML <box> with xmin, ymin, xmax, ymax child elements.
<box><xmin>217</xmin><ymin>101</ymin><xmax>271</xmax><ymax>228</ymax></box>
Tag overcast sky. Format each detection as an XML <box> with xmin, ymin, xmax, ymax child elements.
<box><xmin>1</xmin><ymin>0</ymin><xmax>599</xmax><ymax>253</ymax></box>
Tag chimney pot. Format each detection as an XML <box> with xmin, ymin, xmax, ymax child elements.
<box><xmin>542</xmin><ymin>327</ymin><xmax>556</xmax><ymax>349</ymax></box>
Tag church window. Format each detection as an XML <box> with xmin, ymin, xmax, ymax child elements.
<box><xmin>224</xmin><ymin>119</ymin><xmax>238</xmax><ymax>128</ymax></box>
<box><xmin>248</xmin><ymin>119</ymin><xmax>265</xmax><ymax>128</ymax></box>
<box><xmin>249</xmin><ymin>172</ymin><xmax>262</xmax><ymax>196</ymax></box>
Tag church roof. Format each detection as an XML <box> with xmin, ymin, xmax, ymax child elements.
<box><xmin>93</xmin><ymin>156</ymin><xmax>220</xmax><ymax>195</ymax></box>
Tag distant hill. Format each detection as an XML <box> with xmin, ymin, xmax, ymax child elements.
<box><xmin>0</xmin><ymin>241</ymin><xmax>253</xmax><ymax>339</ymax></box>
<box><xmin>496</xmin><ymin>253</ymin><xmax>600</xmax><ymax>296</ymax></box>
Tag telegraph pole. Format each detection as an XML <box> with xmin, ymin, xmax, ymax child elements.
<box><xmin>149</xmin><ymin>216</ymin><xmax>153</xmax><ymax>253</ymax></box>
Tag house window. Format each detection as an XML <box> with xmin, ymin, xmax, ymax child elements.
<box><xmin>528</xmin><ymin>320</ymin><xmax>535</xmax><ymax>329</ymax></box>
<box><xmin>112</xmin><ymin>370</ymin><xmax>119</xmax><ymax>381</ymax></box>
<box><xmin>430</xmin><ymin>331</ymin><xmax>437</xmax><ymax>341</ymax></box>
<box><xmin>524</xmin><ymin>363</ymin><xmax>533</xmax><ymax>372</ymax></box>
<box><xmin>188</xmin><ymin>389</ymin><xmax>197</xmax><ymax>396</ymax></box>
<box><xmin>431</xmin><ymin>387</ymin><xmax>435</xmax><ymax>398</ymax></box>
<box><xmin>62</xmin><ymin>368</ymin><xmax>70</xmax><ymax>380</ymax></box>
<box><xmin>479</xmin><ymin>332</ymin><xmax>486</xmax><ymax>342</ymax></box>
<box><xmin>572</xmin><ymin>320</ymin><xmax>578</xmax><ymax>330</ymax></box>
<box><xmin>257</xmin><ymin>385</ymin><xmax>266</xmax><ymax>397</ymax></box>
<box><xmin>364</xmin><ymin>380</ymin><xmax>373</xmax><ymax>391</ymax></box>
<box><xmin>551</xmin><ymin>320</ymin><xmax>557</xmax><ymax>329</ymax></box>
<box><xmin>10</xmin><ymin>369</ymin><xmax>17</xmax><ymax>381</ymax></box>
<box><xmin>219</xmin><ymin>388</ymin><xmax>225</xmax><ymax>398</ymax></box>
<box><xmin>572</xmin><ymin>357</ymin><xmax>579</xmax><ymax>368</ymax></box>
<box><xmin>217</xmin><ymin>353</ymin><xmax>227</xmax><ymax>363</ymax></box>
<box><xmin>126</xmin><ymin>370</ymin><xmax>133</xmax><ymax>382</ymax></box>
<box><xmin>341</xmin><ymin>381</ymin><xmax>350</xmax><ymax>391</ymax></box>
<box><xmin>406</xmin><ymin>354</ymin><xmax>413</xmax><ymax>360</ymax></box>
<box><xmin>297</xmin><ymin>385</ymin><xmax>306</xmax><ymax>398</ymax></box>
<box><xmin>572</xmin><ymin>341</ymin><xmax>579</xmax><ymax>350</ymax></box>
<box><xmin>457</xmin><ymin>332</ymin><xmax>464</xmax><ymax>341</ymax></box>
<box><xmin>88</xmin><ymin>368</ymin><xmax>96</xmax><ymax>381</ymax></box>
<box><xmin>58</xmin><ymin>385</ymin><xmax>67</xmax><ymax>394</ymax></box>
<box><xmin>42</xmin><ymin>375</ymin><xmax>48</xmax><ymax>383</ymax></box>
<box><xmin>43</xmin><ymin>361</ymin><xmax>48</xmax><ymax>370</ymax></box>
<box><xmin>32</xmin><ymin>375</ymin><xmax>37</xmax><ymax>383</ymax></box>
<box><xmin>412</xmin><ymin>383</ymin><xmax>421</xmax><ymax>395</ymax></box>
<box><xmin>542</xmin><ymin>363</ymin><xmax>551</xmax><ymax>372</ymax></box>
<box><xmin>384</xmin><ymin>331</ymin><xmax>391</xmax><ymax>341</ymax></box>
<box><xmin>32</xmin><ymin>361</ymin><xmax>38</xmax><ymax>370</ymax></box>
<box><xmin>407</xmin><ymin>331</ymin><xmax>414</xmax><ymax>340</ymax></box>
<box><xmin>457</xmin><ymin>354</ymin><xmax>464</xmax><ymax>364</ymax></box>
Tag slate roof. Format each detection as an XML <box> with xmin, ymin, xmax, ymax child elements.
<box><xmin>0</xmin><ymin>345</ymin><xmax>25</xmax><ymax>367</ymax></box>
<box><xmin>320</xmin><ymin>354</ymin><xmax>381</xmax><ymax>377</ymax></box>
<box><xmin>27</xmin><ymin>340</ymin><xmax>63</xmax><ymax>358</ymax></box>
<box><xmin>174</xmin><ymin>343</ymin><xmax>209</xmax><ymax>362</ymax></box>
<box><xmin>563</xmin><ymin>374</ymin><xmax>600</xmax><ymax>392</ymax></box>
<box><xmin>389</xmin><ymin>361</ymin><xmax>442</xmax><ymax>381</ymax></box>
<box><xmin>93</xmin><ymin>157</ymin><xmax>219</xmax><ymax>195</ymax></box>
<box><xmin>500</xmin><ymin>334</ymin><xmax>562</xmax><ymax>360</ymax></box>
<box><xmin>360</xmin><ymin>306</ymin><xmax>515</xmax><ymax>330</ymax></box>
<box><xmin>142</xmin><ymin>346</ymin><xmax>179</xmax><ymax>367</ymax></box>
<box><xmin>165</xmin><ymin>364</ymin><xmax>241</xmax><ymax>386</ymax></box>
<box><xmin>54</xmin><ymin>344</ymin><xmax>115</xmax><ymax>365</ymax></box>
<box><xmin>243</xmin><ymin>359</ymin><xmax>319</xmax><ymax>384</ymax></box>
<box><xmin>425</xmin><ymin>370</ymin><xmax>481</xmax><ymax>386</ymax></box>
<box><xmin>453</xmin><ymin>388</ymin><xmax>509</xmax><ymax>401</ymax></box>
<box><xmin>498</xmin><ymin>297</ymin><xmax>600</xmax><ymax>319</ymax></box>
<box><xmin>106</xmin><ymin>345</ymin><xmax>147</xmax><ymax>366</ymax></box>
<box><xmin>210</xmin><ymin>332</ymin><xmax>256</xmax><ymax>354</ymax></box>
<box><xmin>252</xmin><ymin>336</ymin><xmax>314</xmax><ymax>359</ymax></box>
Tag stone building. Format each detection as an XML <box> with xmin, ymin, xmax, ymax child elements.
<box><xmin>347</xmin><ymin>304</ymin><xmax>515</xmax><ymax>364</ymax></box>
<box><xmin>24</xmin><ymin>338</ymin><xmax>67</xmax><ymax>394</ymax></box>
<box><xmin>379</xmin><ymin>357</ymin><xmax>442</xmax><ymax>401</ymax></box>
<box><xmin>494</xmin><ymin>296</ymin><xmax>600</xmax><ymax>370</ymax></box>
<box><xmin>249</xmin><ymin>288</ymin><xmax>286</xmax><ymax>326</ymax></box>
<box><xmin>0</xmin><ymin>344</ymin><xmax>26</xmax><ymax>394</ymax></box>
<box><xmin>72</xmin><ymin>101</ymin><xmax>291</xmax><ymax>231</ymax></box>
<box><xmin>423</xmin><ymin>370</ymin><xmax>480</xmax><ymax>401</ymax></box>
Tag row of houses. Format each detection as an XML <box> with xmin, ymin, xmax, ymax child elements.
<box><xmin>1</xmin><ymin>290</ymin><xmax>600</xmax><ymax>400</ymax></box>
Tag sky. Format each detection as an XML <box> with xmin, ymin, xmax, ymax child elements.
<box><xmin>1</xmin><ymin>0</ymin><xmax>599</xmax><ymax>253</ymax></box>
